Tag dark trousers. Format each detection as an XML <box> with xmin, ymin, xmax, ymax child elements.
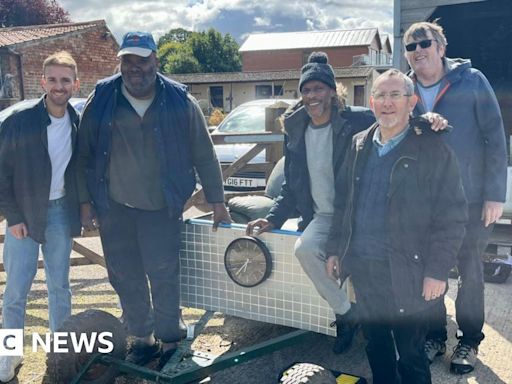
<box><xmin>426</xmin><ymin>204</ymin><xmax>491</xmax><ymax>348</ymax></box>
<box><xmin>347</xmin><ymin>257</ymin><xmax>431</xmax><ymax>384</ymax></box>
<box><xmin>98</xmin><ymin>200</ymin><xmax>182</xmax><ymax>343</ymax></box>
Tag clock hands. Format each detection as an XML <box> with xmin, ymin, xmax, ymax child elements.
<box><xmin>235</xmin><ymin>258</ymin><xmax>250</xmax><ymax>276</ymax></box>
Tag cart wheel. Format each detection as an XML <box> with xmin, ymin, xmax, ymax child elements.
<box><xmin>484</xmin><ymin>262</ymin><xmax>512</xmax><ymax>284</ymax></box>
<box><xmin>280</xmin><ymin>363</ymin><xmax>337</xmax><ymax>384</ymax></box>
<box><xmin>46</xmin><ymin>309</ymin><xmax>127</xmax><ymax>384</ymax></box>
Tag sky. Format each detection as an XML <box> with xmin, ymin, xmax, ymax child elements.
<box><xmin>59</xmin><ymin>0</ymin><xmax>394</xmax><ymax>44</ymax></box>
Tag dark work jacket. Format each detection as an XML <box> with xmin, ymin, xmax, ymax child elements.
<box><xmin>266</xmin><ymin>102</ymin><xmax>375</xmax><ymax>231</ymax></box>
<box><xmin>0</xmin><ymin>97</ymin><xmax>81</xmax><ymax>243</ymax></box>
<box><xmin>409</xmin><ymin>58</ymin><xmax>507</xmax><ymax>204</ymax></box>
<box><xmin>326</xmin><ymin>124</ymin><xmax>468</xmax><ymax>316</ymax></box>
<box><xmin>78</xmin><ymin>73</ymin><xmax>196</xmax><ymax>217</ymax></box>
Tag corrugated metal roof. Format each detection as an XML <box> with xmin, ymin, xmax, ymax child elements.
<box><xmin>239</xmin><ymin>28</ymin><xmax>378</xmax><ymax>52</ymax></box>
<box><xmin>0</xmin><ymin>20</ymin><xmax>106</xmax><ymax>48</ymax></box>
<box><xmin>169</xmin><ymin>67</ymin><xmax>374</xmax><ymax>84</ymax></box>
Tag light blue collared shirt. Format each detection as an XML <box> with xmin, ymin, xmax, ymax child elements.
<box><xmin>372</xmin><ymin>124</ymin><xmax>411</xmax><ymax>157</ymax></box>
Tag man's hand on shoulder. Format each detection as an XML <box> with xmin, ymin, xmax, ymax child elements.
<box><xmin>482</xmin><ymin>201</ymin><xmax>504</xmax><ymax>227</ymax></box>
<box><xmin>9</xmin><ymin>222</ymin><xmax>28</xmax><ymax>239</ymax></box>
<box><xmin>420</xmin><ymin>112</ymin><xmax>449</xmax><ymax>132</ymax></box>
<box><xmin>211</xmin><ymin>202</ymin><xmax>231</xmax><ymax>232</ymax></box>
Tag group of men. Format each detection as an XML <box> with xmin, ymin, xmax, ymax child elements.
<box><xmin>247</xmin><ymin>21</ymin><xmax>506</xmax><ymax>384</ymax></box>
<box><xmin>0</xmin><ymin>20</ymin><xmax>506</xmax><ymax>384</ymax></box>
<box><xmin>0</xmin><ymin>32</ymin><xmax>230</xmax><ymax>382</ymax></box>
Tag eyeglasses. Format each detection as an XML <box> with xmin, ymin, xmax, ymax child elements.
<box><xmin>301</xmin><ymin>86</ymin><xmax>329</xmax><ymax>97</ymax></box>
<box><xmin>405</xmin><ymin>39</ymin><xmax>434</xmax><ymax>52</ymax></box>
<box><xmin>372</xmin><ymin>92</ymin><xmax>412</xmax><ymax>102</ymax></box>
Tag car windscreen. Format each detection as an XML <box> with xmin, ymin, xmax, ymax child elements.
<box><xmin>216</xmin><ymin>105</ymin><xmax>266</xmax><ymax>133</ymax></box>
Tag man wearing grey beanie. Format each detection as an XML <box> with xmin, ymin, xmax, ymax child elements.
<box><xmin>247</xmin><ymin>51</ymin><xmax>374</xmax><ymax>353</ymax></box>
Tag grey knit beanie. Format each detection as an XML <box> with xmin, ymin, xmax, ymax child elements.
<box><xmin>298</xmin><ymin>52</ymin><xmax>336</xmax><ymax>92</ymax></box>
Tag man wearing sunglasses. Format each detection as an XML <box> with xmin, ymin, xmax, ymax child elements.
<box><xmin>404</xmin><ymin>21</ymin><xmax>507</xmax><ymax>375</ymax></box>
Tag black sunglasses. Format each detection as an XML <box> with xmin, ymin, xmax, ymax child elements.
<box><xmin>405</xmin><ymin>39</ymin><xmax>434</xmax><ymax>52</ymax></box>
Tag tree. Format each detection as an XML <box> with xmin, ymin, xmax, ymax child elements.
<box><xmin>157</xmin><ymin>28</ymin><xmax>192</xmax><ymax>47</ymax></box>
<box><xmin>0</xmin><ymin>0</ymin><xmax>70</xmax><ymax>27</ymax></box>
<box><xmin>157</xmin><ymin>27</ymin><xmax>241</xmax><ymax>74</ymax></box>
<box><xmin>189</xmin><ymin>29</ymin><xmax>241</xmax><ymax>73</ymax></box>
<box><xmin>163</xmin><ymin>51</ymin><xmax>201</xmax><ymax>74</ymax></box>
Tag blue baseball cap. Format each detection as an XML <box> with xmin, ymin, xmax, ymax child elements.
<box><xmin>117</xmin><ymin>31</ymin><xmax>157</xmax><ymax>58</ymax></box>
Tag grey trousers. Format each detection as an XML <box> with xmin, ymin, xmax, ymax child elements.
<box><xmin>294</xmin><ymin>214</ymin><xmax>351</xmax><ymax>316</ymax></box>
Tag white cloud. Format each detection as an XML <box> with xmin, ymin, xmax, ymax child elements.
<box><xmin>254</xmin><ymin>17</ymin><xmax>271</xmax><ymax>27</ymax></box>
<box><xmin>58</xmin><ymin>0</ymin><xmax>393</xmax><ymax>42</ymax></box>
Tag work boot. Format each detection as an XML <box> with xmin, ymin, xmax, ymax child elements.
<box><xmin>450</xmin><ymin>341</ymin><xmax>478</xmax><ymax>374</ymax></box>
<box><xmin>331</xmin><ymin>308</ymin><xmax>358</xmax><ymax>354</ymax></box>
<box><xmin>0</xmin><ymin>356</ymin><xmax>23</xmax><ymax>383</ymax></box>
<box><xmin>424</xmin><ymin>338</ymin><xmax>446</xmax><ymax>364</ymax></box>
<box><xmin>126</xmin><ymin>340</ymin><xmax>162</xmax><ymax>366</ymax></box>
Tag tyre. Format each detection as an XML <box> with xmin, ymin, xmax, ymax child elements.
<box><xmin>279</xmin><ymin>362</ymin><xmax>337</xmax><ymax>384</ymax></box>
<box><xmin>46</xmin><ymin>309</ymin><xmax>127</xmax><ymax>384</ymax></box>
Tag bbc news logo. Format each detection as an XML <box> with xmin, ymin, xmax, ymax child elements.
<box><xmin>0</xmin><ymin>329</ymin><xmax>114</xmax><ymax>356</ymax></box>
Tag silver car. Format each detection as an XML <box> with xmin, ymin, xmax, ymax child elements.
<box><xmin>211</xmin><ymin>99</ymin><xmax>296</xmax><ymax>190</ymax></box>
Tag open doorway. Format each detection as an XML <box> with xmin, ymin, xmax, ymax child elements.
<box><xmin>430</xmin><ymin>0</ymin><xmax>512</xmax><ymax>157</ymax></box>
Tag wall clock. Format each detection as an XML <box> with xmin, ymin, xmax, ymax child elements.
<box><xmin>224</xmin><ymin>236</ymin><xmax>272</xmax><ymax>287</ymax></box>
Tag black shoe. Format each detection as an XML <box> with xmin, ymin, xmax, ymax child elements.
<box><xmin>126</xmin><ymin>340</ymin><xmax>162</xmax><ymax>366</ymax></box>
<box><xmin>331</xmin><ymin>309</ymin><xmax>359</xmax><ymax>354</ymax></box>
<box><xmin>450</xmin><ymin>341</ymin><xmax>478</xmax><ymax>374</ymax></box>
<box><xmin>157</xmin><ymin>347</ymin><xmax>178</xmax><ymax>371</ymax></box>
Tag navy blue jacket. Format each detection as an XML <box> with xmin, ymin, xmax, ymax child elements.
<box><xmin>327</xmin><ymin>124</ymin><xmax>468</xmax><ymax>315</ymax></box>
<box><xmin>410</xmin><ymin>58</ymin><xmax>507</xmax><ymax>204</ymax></box>
<box><xmin>77</xmin><ymin>73</ymin><xmax>197</xmax><ymax>217</ymax></box>
<box><xmin>266</xmin><ymin>102</ymin><xmax>375</xmax><ymax>231</ymax></box>
<box><xmin>0</xmin><ymin>97</ymin><xmax>81</xmax><ymax>243</ymax></box>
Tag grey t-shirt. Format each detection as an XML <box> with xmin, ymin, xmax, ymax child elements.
<box><xmin>305</xmin><ymin>122</ymin><xmax>334</xmax><ymax>216</ymax></box>
<box><xmin>418</xmin><ymin>81</ymin><xmax>441</xmax><ymax>112</ymax></box>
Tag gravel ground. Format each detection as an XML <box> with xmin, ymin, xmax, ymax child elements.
<box><xmin>1</xmin><ymin>222</ymin><xmax>511</xmax><ymax>384</ymax></box>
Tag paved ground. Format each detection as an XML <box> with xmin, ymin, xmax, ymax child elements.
<box><xmin>0</xmin><ymin>223</ymin><xmax>511</xmax><ymax>383</ymax></box>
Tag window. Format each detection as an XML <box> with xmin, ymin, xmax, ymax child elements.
<box><xmin>354</xmin><ymin>85</ymin><xmax>365</xmax><ymax>106</ymax></box>
<box><xmin>255</xmin><ymin>85</ymin><xmax>272</xmax><ymax>99</ymax></box>
<box><xmin>209</xmin><ymin>86</ymin><xmax>224</xmax><ymax>109</ymax></box>
<box><xmin>255</xmin><ymin>84</ymin><xmax>284</xmax><ymax>99</ymax></box>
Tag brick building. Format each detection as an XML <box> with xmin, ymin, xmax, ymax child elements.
<box><xmin>240</xmin><ymin>28</ymin><xmax>391</xmax><ymax>71</ymax></box>
<box><xmin>171</xmin><ymin>28</ymin><xmax>392</xmax><ymax>112</ymax></box>
<box><xmin>0</xmin><ymin>20</ymin><xmax>119</xmax><ymax>109</ymax></box>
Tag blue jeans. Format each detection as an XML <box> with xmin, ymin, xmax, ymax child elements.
<box><xmin>2</xmin><ymin>198</ymin><xmax>73</xmax><ymax>332</ymax></box>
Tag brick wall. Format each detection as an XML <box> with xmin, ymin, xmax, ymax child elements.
<box><xmin>242</xmin><ymin>46</ymin><xmax>369</xmax><ymax>72</ymax></box>
<box><xmin>13</xmin><ymin>26</ymin><xmax>119</xmax><ymax>99</ymax></box>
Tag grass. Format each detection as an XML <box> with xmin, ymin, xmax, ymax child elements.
<box><xmin>0</xmin><ymin>262</ymin><xmax>120</xmax><ymax>383</ymax></box>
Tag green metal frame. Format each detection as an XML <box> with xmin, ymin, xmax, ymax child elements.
<box><xmin>72</xmin><ymin>328</ymin><xmax>314</xmax><ymax>383</ymax></box>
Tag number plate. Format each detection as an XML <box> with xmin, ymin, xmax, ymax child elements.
<box><xmin>225</xmin><ymin>177</ymin><xmax>266</xmax><ymax>188</ymax></box>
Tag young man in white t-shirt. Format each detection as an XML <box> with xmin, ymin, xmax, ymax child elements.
<box><xmin>0</xmin><ymin>51</ymin><xmax>81</xmax><ymax>382</ymax></box>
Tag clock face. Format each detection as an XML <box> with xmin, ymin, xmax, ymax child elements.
<box><xmin>224</xmin><ymin>236</ymin><xmax>272</xmax><ymax>287</ymax></box>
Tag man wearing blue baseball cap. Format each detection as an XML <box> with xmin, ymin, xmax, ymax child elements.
<box><xmin>76</xmin><ymin>31</ymin><xmax>231</xmax><ymax>369</ymax></box>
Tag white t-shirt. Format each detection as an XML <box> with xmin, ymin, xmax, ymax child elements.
<box><xmin>47</xmin><ymin>110</ymin><xmax>72</xmax><ymax>200</ymax></box>
<box><xmin>121</xmin><ymin>83</ymin><xmax>154</xmax><ymax>118</ymax></box>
